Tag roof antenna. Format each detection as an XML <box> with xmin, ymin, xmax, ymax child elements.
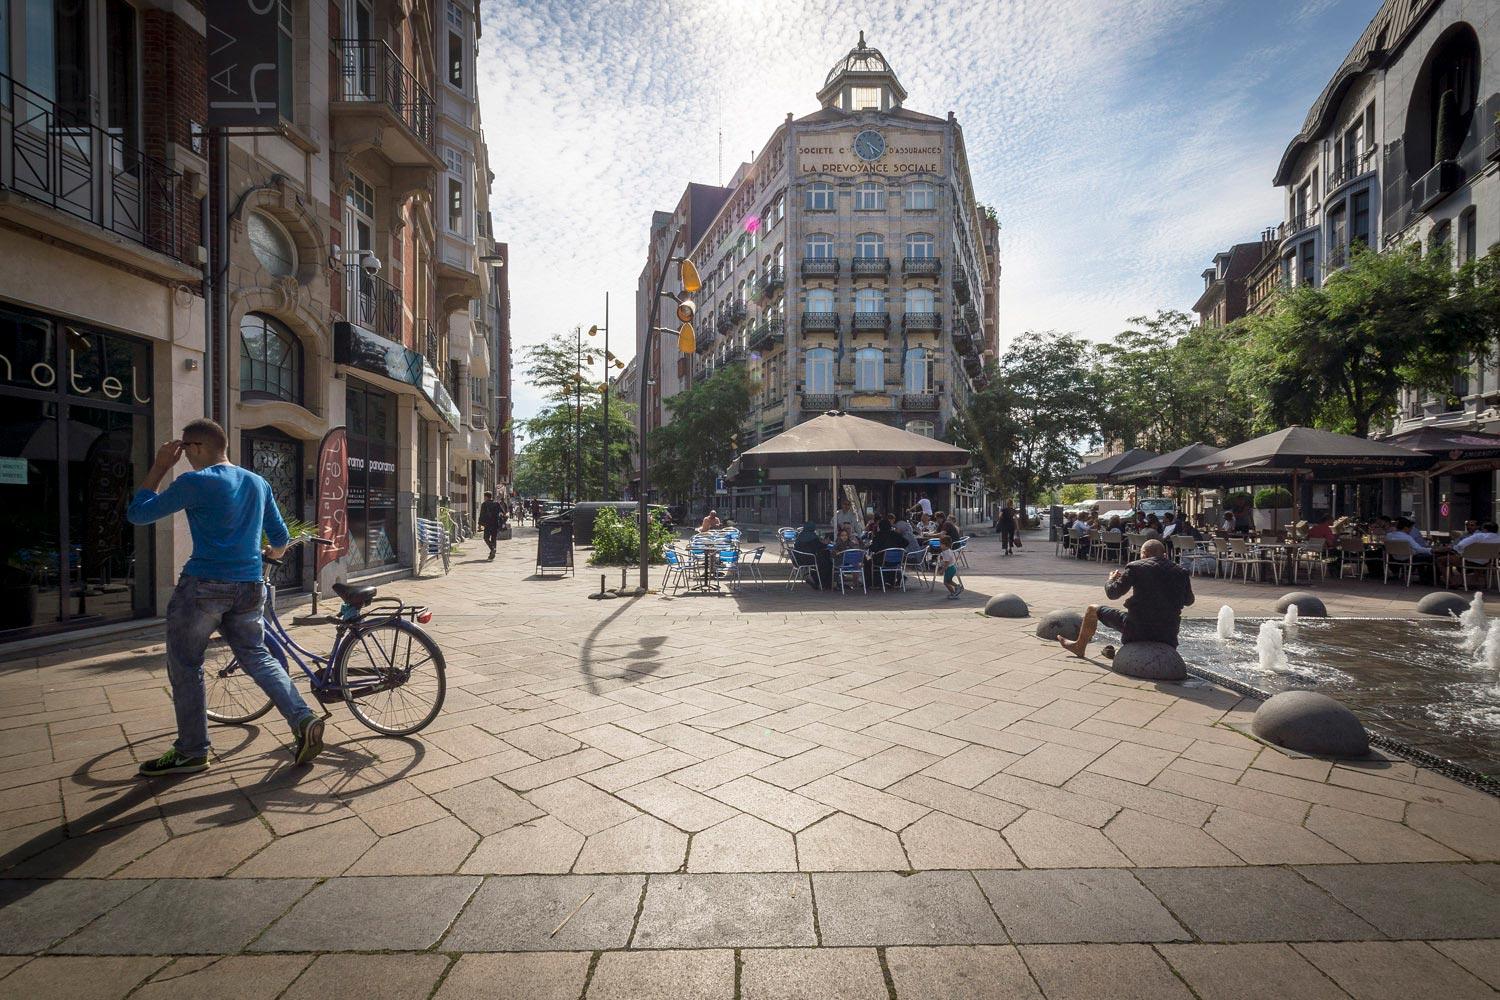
<box><xmin>717</xmin><ymin>128</ymin><xmax>723</xmax><ymax>186</ymax></box>
<box><xmin>858</xmin><ymin>30</ymin><xmax>865</xmax><ymax>47</ymax></box>
<box><xmin>716</xmin><ymin>89</ymin><xmax>723</xmax><ymax>186</ymax></box>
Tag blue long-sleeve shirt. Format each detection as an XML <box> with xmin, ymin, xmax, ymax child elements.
<box><xmin>127</xmin><ymin>464</ymin><xmax>289</xmax><ymax>582</ymax></box>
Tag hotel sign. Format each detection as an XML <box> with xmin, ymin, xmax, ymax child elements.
<box><xmin>207</xmin><ymin>0</ymin><xmax>282</xmax><ymax>127</ymax></box>
<box><xmin>797</xmin><ymin>131</ymin><xmax>942</xmax><ymax>175</ymax></box>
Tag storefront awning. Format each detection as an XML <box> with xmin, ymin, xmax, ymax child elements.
<box><xmin>334</xmin><ymin>322</ymin><xmax>460</xmax><ymax>430</ymax></box>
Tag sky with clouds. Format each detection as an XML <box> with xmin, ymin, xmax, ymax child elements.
<box><xmin>476</xmin><ymin>0</ymin><xmax>1383</xmax><ymax>424</ymax></box>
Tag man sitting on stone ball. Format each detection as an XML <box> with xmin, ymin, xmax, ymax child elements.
<box><xmin>1058</xmin><ymin>539</ymin><xmax>1194</xmax><ymax>659</ymax></box>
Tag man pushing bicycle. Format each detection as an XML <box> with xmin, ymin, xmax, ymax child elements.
<box><xmin>126</xmin><ymin>418</ymin><xmax>326</xmax><ymax>776</ymax></box>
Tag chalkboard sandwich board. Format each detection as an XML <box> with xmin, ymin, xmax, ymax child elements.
<box><xmin>536</xmin><ymin>519</ymin><xmax>575</xmax><ymax>576</ymax></box>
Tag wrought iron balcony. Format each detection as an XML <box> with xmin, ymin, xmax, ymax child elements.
<box><xmin>952</xmin><ymin>270</ymin><xmax>971</xmax><ymax>304</ymax></box>
<box><xmin>0</xmin><ymin>73</ymin><xmax>186</xmax><ymax>262</ymax></box>
<box><xmin>904</xmin><ymin>311</ymin><xmax>941</xmax><ymax>332</ymax></box>
<box><xmin>1327</xmin><ymin>147</ymin><xmax>1378</xmax><ymax>190</ymax></box>
<box><xmin>952</xmin><ymin>323</ymin><xmax>974</xmax><ymax>353</ymax></box>
<box><xmin>801</xmin><ymin>311</ymin><xmax>839</xmax><ymax>332</ymax></box>
<box><xmin>344</xmin><ymin>263</ymin><xmax>403</xmax><ymax>341</ymax></box>
<box><xmin>760</xmin><ymin>265</ymin><xmax>785</xmax><ymax>296</ymax></box>
<box><xmin>962</xmin><ymin>301</ymin><xmax>981</xmax><ymax>332</ymax></box>
<box><xmin>728</xmin><ymin>301</ymin><xmax>748</xmax><ymax>324</ymax></box>
<box><xmin>801</xmin><ymin>257</ymin><xmax>839</xmax><ymax>278</ymax></box>
<box><xmin>800</xmin><ymin>392</ymin><xmax>838</xmax><ymax>411</ymax></box>
<box><xmin>333</xmin><ymin>38</ymin><xmax>438</xmax><ymax>160</ymax></box>
<box><xmin>963</xmin><ymin>355</ymin><xmax>984</xmax><ymax>377</ymax></box>
<box><xmin>851</xmin><ymin>256</ymin><xmax>891</xmax><ymax>277</ymax></box>
<box><xmin>903</xmin><ymin>256</ymin><xmax>940</xmax><ymax>277</ymax></box>
<box><xmin>748</xmin><ymin>316</ymin><xmax>785</xmax><ymax>350</ymax></box>
<box><xmin>852</xmin><ymin>311</ymin><xmax>890</xmax><ymax>331</ymax></box>
<box><xmin>902</xmin><ymin>392</ymin><xmax>939</xmax><ymax>411</ymax></box>
<box><xmin>424</xmin><ymin>324</ymin><xmax>442</xmax><ymax>371</ymax></box>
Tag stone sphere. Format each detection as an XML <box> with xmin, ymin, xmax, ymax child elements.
<box><xmin>1416</xmin><ymin>592</ymin><xmax>1470</xmax><ymax>617</ymax></box>
<box><xmin>1251</xmin><ymin>691</ymin><xmax>1369</xmax><ymax>757</ymax></box>
<box><xmin>1274</xmin><ymin>592</ymin><xmax>1327</xmax><ymax>616</ymax></box>
<box><xmin>984</xmin><ymin>594</ymin><xmax>1029</xmax><ymax>618</ymax></box>
<box><xmin>1110</xmin><ymin>642</ymin><xmax>1187</xmax><ymax>681</ymax></box>
<box><xmin>1036</xmin><ymin>610</ymin><xmax>1084</xmax><ymax>641</ymax></box>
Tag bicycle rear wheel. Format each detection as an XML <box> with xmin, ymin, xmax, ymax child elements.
<box><xmin>203</xmin><ymin>637</ymin><xmax>275</xmax><ymax>724</ymax></box>
<box><xmin>336</xmin><ymin>619</ymin><xmax>446</xmax><ymax>735</ymax></box>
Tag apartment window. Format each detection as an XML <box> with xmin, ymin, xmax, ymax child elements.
<box><xmin>240</xmin><ymin>313</ymin><xmax>303</xmax><ymax>403</ymax></box>
<box><xmin>805</xmin><ymin>233</ymin><xmax>834</xmax><ymax>259</ymax></box>
<box><xmin>1430</xmin><ymin>220</ymin><xmax>1452</xmax><ymax>256</ymax></box>
<box><xmin>854</xmin><ymin>288</ymin><xmax>885</xmax><ymax>313</ymax></box>
<box><xmin>1458</xmin><ymin>208</ymin><xmax>1478</xmax><ymax>265</ymax></box>
<box><xmin>1351</xmin><ymin>189</ymin><xmax>1371</xmax><ymax>250</ymax></box>
<box><xmin>277</xmin><ymin>0</ymin><xmax>294</xmax><ymax>120</ymax></box>
<box><xmin>904</xmin><ymin>348</ymin><xmax>932</xmax><ymax>393</ymax></box>
<box><xmin>805</xmin><ymin>181</ymin><xmax>834</xmax><ymax>211</ymax></box>
<box><xmin>854</xmin><ymin>233</ymin><xmax>884</xmax><ymax>259</ymax></box>
<box><xmin>805</xmin><ymin>348</ymin><xmax>834</xmax><ymax>393</ymax></box>
<box><xmin>1293</xmin><ymin>181</ymin><xmax>1311</xmax><ymax>226</ymax></box>
<box><xmin>347</xmin><ymin>173</ymin><xmax>375</xmax><ymax>219</ymax></box>
<box><xmin>737</xmin><ymin>279</ymin><xmax>748</xmax><ymax>305</ymax></box>
<box><xmin>854</xmin><ymin>348</ymin><xmax>884</xmax><ymax>391</ymax></box>
<box><xmin>447</xmin><ymin>0</ymin><xmax>464</xmax><ymax>27</ymax></box>
<box><xmin>773</xmin><ymin>194</ymin><xmax>785</xmax><ymax>224</ymax></box>
<box><xmin>1298</xmin><ymin>241</ymin><xmax>1316</xmax><ymax>286</ymax></box>
<box><xmin>905</xmin><ymin>233</ymin><xmax>935</xmax><ymax>259</ymax></box>
<box><xmin>850</xmin><ymin>86</ymin><xmax>881</xmax><ymax>111</ymax></box>
<box><xmin>905</xmin><ymin>420</ymin><xmax>936</xmax><ymax>438</ymax></box>
<box><xmin>854</xmin><ymin>181</ymin><xmax>884</xmax><ymax>211</ymax></box>
<box><xmin>905</xmin><ymin>288</ymin><xmax>934</xmax><ymax>312</ymax></box>
<box><xmin>247</xmin><ymin>212</ymin><xmax>298</xmax><ymax>277</ymax></box>
<box><xmin>807</xmin><ymin>288</ymin><xmax>834</xmax><ymax>312</ymax></box>
<box><xmin>448</xmin><ymin>31</ymin><xmax>464</xmax><ymax>88</ymax></box>
<box><xmin>774</xmin><ymin>243</ymin><xmax>784</xmax><ymax>270</ymax></box>
<box><xmin>905</xmin><ymin>182</ymin><xmax>936</xmax><ymax>211</ymax></box>
<box><xmin>444</xmin><ymin>150</ymin><xmax>465</xmax><ymax>234</ymax></box>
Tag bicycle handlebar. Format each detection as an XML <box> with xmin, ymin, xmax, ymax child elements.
<box><xmin>263</xmin><ymin>535</ymin><xmax>334</xmax><ymax>565</ymax></box>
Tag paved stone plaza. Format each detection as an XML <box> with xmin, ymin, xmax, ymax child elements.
<box><xmin>0</xmin><ymin>529</ymin><xmax>1497</xmax><ymax>999</ymax></box>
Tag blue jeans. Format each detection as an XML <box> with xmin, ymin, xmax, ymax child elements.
<box><xmin>165</xmin><ymin>575</ymin><xmax>315</xmax><ymax>757</ymax></box>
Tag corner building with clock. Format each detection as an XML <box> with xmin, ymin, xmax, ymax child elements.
<box><xmin>684</xmin><ymin>34</ymin><xmax>1001</xmax><ymax>523</ymax></box>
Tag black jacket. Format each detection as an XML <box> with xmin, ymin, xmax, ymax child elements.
<box><xmin>478</xmin><ymin>500</ymin><xmax>502</xmax><ymax>529</ymax></box>
<box><xmin>1106</xmin><ymin>555</ymin><xmax>1195</xmax><ymax>637</ymax></box>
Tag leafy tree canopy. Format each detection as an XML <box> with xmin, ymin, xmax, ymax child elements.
<box><xmin>648</xmin><ymin>363</ymin><xmax>753</xmax><ymax>502</ymax></box>
<box><xmin>513</xmin><ymin>396</ymin><xmax>635</xmax><ymax>500</ymax></box>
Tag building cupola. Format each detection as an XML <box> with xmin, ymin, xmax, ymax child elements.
<box><xmin>817</xmin><ymin>31</ymin><xmax>907</xmax><ymax>112</ymax></box>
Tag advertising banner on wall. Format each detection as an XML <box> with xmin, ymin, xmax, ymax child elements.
<box><xmin>314</xmin><ymin>427</ymin><xmax>349</xmax><ymax>577</ymax></box>
<box><xmin>207</xmin><ymin>0</ymin><xmax>283</xmax><ymax>128</ymax></box>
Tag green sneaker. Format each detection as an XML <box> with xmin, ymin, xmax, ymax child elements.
<box><xmin>293</xmin><ymin>715</ymin><xmax>326</xmax><ymax>765</ymax></box>
<box><xmin>138</xmin><ymin>749</ymin><xmax>210</xmax><ymax>777</ymax></box>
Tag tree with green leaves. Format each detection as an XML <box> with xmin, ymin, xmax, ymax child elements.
<box><xmin>513</xmin><ymin>396</ymin><xmax>635</xmax><ymax>500</ymax></box>
<box><xmin>1232</xmin><ymin>242</ymin><xmax>1500</xmax><ymax>437</ymax></box>
<box><xmin>524</xmin><ymin>329</ymin><xmax>586</xmax><ymax>403</ymax></box>
<box><xmin>948</xmin><ymin>332</ymin><xmax>1102</xmax><ymax>514</ymax></box>
<box><xmin>647</xmin><ymin>363</ymin><xmax>753</xmax><ymax>502</ymax></box>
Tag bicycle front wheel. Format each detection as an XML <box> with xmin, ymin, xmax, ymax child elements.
<box><xmin>203</xmin><ymin>637</ymin><xmax>275</xmax><ymax>724</ymax></box>
<box><xmin>336</xmin><ymin>619</ymin><xmax>446</xmax><ymax>735</ymax></box>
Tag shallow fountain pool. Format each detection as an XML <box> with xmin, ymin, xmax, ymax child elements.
<box><xmin>1177</xmin><ymin>617</ymin><xmax>1500</xmax><ymax>777</ymax></box>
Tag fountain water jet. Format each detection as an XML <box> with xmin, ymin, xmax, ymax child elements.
<box><xmin>1460</xmin><ymin>593</ymin><xmax>1487</xmax><ymax>657</ymax></box>
<box><xmin>1216</xmin><ymin>605</ymin><xmax>1235</xmax><ymax>641</ymax></box>
<box><xmin>1257</xmin><ymin>620</ymin><xmax>1290</xmax><ymax>673</ymax></box>
<box><xmin>1283</xmin><ymin>604</ymin><xmax>1299</xmax><ymax>641</ymax></box>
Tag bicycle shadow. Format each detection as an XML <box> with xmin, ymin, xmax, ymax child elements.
<box><xmin>0</xmin><ymin>728</ymin><xmax>425</xmax><ymax>904</ymax></box>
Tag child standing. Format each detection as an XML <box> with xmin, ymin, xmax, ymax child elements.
<box><xmin>937</xmin><ymin>538</ymin><xmax>963</xmax><ymax>599</ymax></box>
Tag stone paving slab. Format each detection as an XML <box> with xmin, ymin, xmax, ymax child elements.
<box><xmin>49</xmin><ymin>878</ymin><xmax>314</xmax><ymax>954</ymax></box>
<box><xmin>1296</xmin><ymin>862</ymin><xmax>1500</xmax><ymax>939</ymax></box>
<box><xmin>812</xmin><ymin>871</ymin><xmax>1006</xmax><ymax>946</ymax></box>
<box><xmin>251</xmin><ymin>875</ymin><xmax>480</xmax><ymax>952</ymax></box>
<box><xmin>633</xmin><ymin>873</ymin><xmax>816</xmax><ymax>948</ymax></box>
<box><xmin>0</xmin><ymin>879</ymin><xmax>150</xmax><ymax>953</ymax></box>
<box><xmin>1133</xmin><ymin>867</ymin><xmax>1381</xmax><ymax>943</ymax></box>
<box><xmin>441</xmin><ymin>874</ymin><xmax>644</xmax><ymax>952</ymax></box>
<box><xmin>974</xmin><ymin>869</ymin><xmax>1189</xmax><ymax>943</ymax></box>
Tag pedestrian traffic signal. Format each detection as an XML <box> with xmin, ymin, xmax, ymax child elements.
<box><xmin>679</xmin><ymin>259</ymin><xmax>701</xmax><ymax>294</ymax></box>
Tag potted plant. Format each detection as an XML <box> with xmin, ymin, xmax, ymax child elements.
<box><xmin>1252</xmin><ymin>487</ymin><xmax>1295</xmax><ymax>531</ymax></box>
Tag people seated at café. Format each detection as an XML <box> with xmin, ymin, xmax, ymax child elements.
<box><xmin>1307</xmin><ymin>512</ymin><xmax>1336</xmax><ymax>543</ymax></box>
<box><xmin>794</xmin><ymin>521</ymin><xmax>833</xmax><ymax>590</ymax></box>
<box><xmin>699</xmin><ymin>509</ymin><xmax>722</xmax><ymax>533</ymax></box>
<box><xmin>833</xmin><ymin>527</ymin><xmax>861</xmax><ymax>554</ymax></box>
<box><xmin>1141</xmin><ymin>514</ymin><xmax>1162</xmax><ymax>539</ymax></box>
<box><xmin>1220</xmin><ymin>510</ymin><xmax>1237</xmax><ymax>535</ymax></box>
<box><xmin>833</xmin><ymin>498</ymin><xmax>862</xmax><ymax>537</ymax></box>
<box><xmin>894</xmin><ymin>515</ymin><xmax>922</xmax><ymax>552</ymax></box>
<box><xmin>1439</xmin><ymin>521</ymin><xmax>1500</xmax><ymax>586</ymax></box>
<box><xmin>1160</xmin><ymin>513</ymin><xmax>1179</xmax><ymax>538</ymax></box>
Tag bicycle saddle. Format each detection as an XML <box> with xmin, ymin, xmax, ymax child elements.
<box><xmin>333</xmin><ymin>582</ymin><xmax>378</xmax><ymax>607</ymax></box>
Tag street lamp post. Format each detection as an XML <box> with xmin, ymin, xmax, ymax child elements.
<box><xmin>574</xmin><ymin>326</ymin><xmax>583</xmax><ymax>503</ymax></box>
<box><xmin>587</xmin><ymin>293</ymin><xmax>612</xmax><ymax>498</ymax></box>
<box><xmin>635</xmin><ymin>230</ymin><xmax>700</xmax><ymax>591</ymax></box>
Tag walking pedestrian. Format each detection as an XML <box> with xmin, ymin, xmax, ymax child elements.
<box><xmin>125</xmin><ymin>419</ymin><xmax>325</xmax><ymax>776</ymax></box>
<box><xmin>478</xmin><ymin>490</ymin><xmax>503</xmax><ymax>560</ymax></box>
<box><xmin>997</xmin><ymin>499</ymin><xmax>1018</xmax><ymax>555</ymax></box>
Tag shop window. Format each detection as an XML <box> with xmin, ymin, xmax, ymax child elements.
<box><xmin>239</xmin><ymin>313</ymin><xmax>303</xmax><ymax>403</ymax></box>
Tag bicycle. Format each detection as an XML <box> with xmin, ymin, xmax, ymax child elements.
<box><xmin>203</xmin><ymin>537</ymin><xmax>447</xmax><ymax>736</ymax></box>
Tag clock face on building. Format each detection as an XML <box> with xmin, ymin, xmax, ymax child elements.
<box><xmin>853</xmin><ymin>130</ymin><xmax>886</xmax><ymax>162</ymax></box>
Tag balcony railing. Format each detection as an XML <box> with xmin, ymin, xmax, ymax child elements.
<box><xmin>0</xmin><ymin>73</ymin><xmax>186</xmax><ymax>261</ymax></box>
<box><xmin>904</xmin><ymin>311</ymin><xmax>941</xmax><ymax>332</ymax></box>
<box><xmin>801</xmin><ymin>257</ymin><xmax>839</xmax><ymax>278</ymax></box>
<box><xmin>952</xmin><ymin>270</ymin><xmax>971</xmax><ymax>304</ymax></box>
<box><xmin>1279</xmin><ymin>208</ymin><xmax>1318</xmax><ymax>240</ymax></box>
<box><xmin>903</xmin><ymin>256</ymin><xmax>940</xmax><ymax>277</ymax></box>
<box><xmin>851</xmin><ymin>256</ymin><xmax>890</xmax><ymax>277</ymax></box>
<box><xmin>344</xmin><ymin>262</ymin><xmax>403</xmax><ymax>340</ymax></box>
<box><xmin>425</xmin><ymin>324</ymin><xmax>441</xmax><ymax>371</ymax></box>
<box><xmin>760</xmin><ymin>266</ymin><xmax>785</xmax><ymax>296</ymax></box>
<box><xmin>1327</xmin><ymin>145</ymin><xmax>1378</xmax><ymax>190</ymax></box>
<box><xmin>800</xmin><ymin>392</ymin><xmax>838</xmax><ymax>410</ymax></box>
<box><xmin>963</xmin><ymin>356</ymin><xmax>984</xmax><ymax>377</ymax></box>
<box><xmin>728</xmin><ymin>302</ymin><xmax>748</xmax><ymax>324</ymax></box>
<box><xmin>962</xmin><ymin>301</ymin><xmax>981</xmax><ymax>332</ymax></box>
<box><xmin>852</xmin><ymin>311</ymin><xmax>890</xmax><ymax>331</ymax></box>
<box><xmin>902</xmin><ymin>392</ymin><xmax>939</xmax><ymax>411</ymax></box>
<box><xmin>334</xmin><ymin>38</ymin><xmax>436</xmax><ymax>150</ymax></box>
<box><xmin>802</xmin><ymin>311</ymin><xmax>838</xmax><ymax>332</ymax></box>
<box><xmin>748</xmin><ymin>316</ymin><xmax>784</xmax><ymax>350</ymax></box>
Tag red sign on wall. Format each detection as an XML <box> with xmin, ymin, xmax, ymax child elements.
<box><xmin>315</xmin><ymin>427</ymin><xmax>349</xmax><ymax>576</ymax></box>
